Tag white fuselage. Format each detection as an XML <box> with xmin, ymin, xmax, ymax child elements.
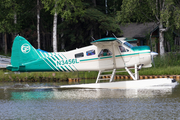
<box><xmin>53</xmin><ymin>38</ymin><xmax>152</xmax><ymax>72</ymax></box>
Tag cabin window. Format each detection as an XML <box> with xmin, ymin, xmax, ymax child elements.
<box><xmin>124</xmin><ymin>42</ymin><xmax>133</xmax><ymax>48</ymax></box>
<box><xmin>86</xmin><ymin>50</ymin><xmax>95</xmax><ymax>56</ymax></box>
<box><xmin>75</xmin><ymin>52</ymin><xmax>84</xmax><ymax>58</ymax></box>
<box><xmin>98</xmin><ymin>49</ymin><xmax>112</xmax><ymax>57</ymax></box>
<box><xmin>119</xmin><ymin>46</ymin><xmax>126</xmax><ymax>52</ymax></box>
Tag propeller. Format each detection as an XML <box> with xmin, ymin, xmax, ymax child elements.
<box><xmin>150</xmin><ymin>52</ymin><xmax>158</xmax><ymax>67</ymax></box>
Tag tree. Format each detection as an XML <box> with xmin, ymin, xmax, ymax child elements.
<box><xmin>41</xmin><ymin>0</ymin><xmax>84</xmax><ymax>52</ymax></box>
<box><xmin>0</xmin><ymin>0</ymin><xmax>122</xmax><ymax>53</ymax></box>
<box><xmin>37</xmin><ymin>0</ymin><xmax>41</xmax><ymax>49</ymax></box>
<box><xmin>56</xmin><ymin>0</ymin><xmax>121</xmax><ymax>50</ymax></box>
<box><xmin>117</xmin><ymin>0</ymin><xmax>180</xmax><ymax>55</ymax></box>
<box><xmin>0</xmin><ymin>0</ymin><xmax>19</xmax><ymax>54</ymax></box>
<box><xmin>58</xmin><ymin>7</ymin><xmax>121</xmax><ymax>50</ymax></box>
<box><xmin>53</xmin><ymin>1</ymin><xmax>57</xmax><ymax>52</ymax></box>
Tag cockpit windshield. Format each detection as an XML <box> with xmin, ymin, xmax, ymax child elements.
<box><xmin>124</xmin><ymin>42</ymin><xmax>133</xmax><ymax>49</ymax></box>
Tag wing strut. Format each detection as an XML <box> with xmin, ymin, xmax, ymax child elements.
<box><xmin>125</xmin><ymin>64</ymin><xmax>139</xmax><ymax>80</ymax></box>
<box><xmin>95</xmin><ymin>64</ymin><xmax>139</xmax><ymax>83</ymax></box>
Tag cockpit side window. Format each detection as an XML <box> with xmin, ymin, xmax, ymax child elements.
<box><xmin>119</xmin><ymin>46</ymin><xmax>126</xmax><ymax>52</ymax></box>
<box><xmin>86</xmin><ymin>50</ymin><xmax>95</xmax><ymax>56</ymax></box>
<box><xmin>98</xmin><ymin>49</ymin><xmax>112</xmax><ymax>57</ymax></box>
<box><xmin>124</xmin><ymin>42</ymin><xmax>133</xmax><ymax>48</ymax></box>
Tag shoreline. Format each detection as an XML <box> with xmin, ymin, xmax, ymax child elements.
<box><xmin>1</xmin><ymin>68</ymin><xmax>180</xmax><ymax>82</ymax></box>
<box><xmin>1</xmin><ymin>74</ymin><xmax>179</xmax><ymax>82</ymax></box>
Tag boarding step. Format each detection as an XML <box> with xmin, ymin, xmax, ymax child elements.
<box><xmin>99</xmin><ymin>74</ymin><xmax>113</xmax><ymax>76</ymax></box>
<box><xmin>98</xmin><ymin>78</ymin><xmax>111</xmax><ymax>81</ymax></box>
<box><xmin>96</xmin><ymin>69</ymin><xmax>116</xmax><ymax>83</ymax></box>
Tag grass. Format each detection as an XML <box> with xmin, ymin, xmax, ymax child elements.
<box><xmin>0</xmin><ymin>69</ymin><xmax>99</xmax><ymax>82</ymax></box>
<box><xmin>153</xmin><ymin>52</ymin><xmax>180</xmax><ymax>67</ymax></box>
<box><xmin>1</xmin><ymin>66</ymin><xmax>180</xmax><ymax>82</ymax></box>
<box><xmin>139</xmin><ymin>66</ymin><xmax>180</xmax><ymax>75</ymax></box>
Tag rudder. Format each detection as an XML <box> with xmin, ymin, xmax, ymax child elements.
<box><xmin>7</xmin><ymin>36</ymin><xmax>40</xmax><ymax>71</ymax></box>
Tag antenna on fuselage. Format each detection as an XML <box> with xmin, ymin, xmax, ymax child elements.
<box><xmin>91</xmin><ymin>36</ymin><xmax>96</xmax><ymax>41</ymax></box>
<box><xmin>112</xmin><ymin>33</ymin><xmax>117</xmax><ymax>38</ymax></box>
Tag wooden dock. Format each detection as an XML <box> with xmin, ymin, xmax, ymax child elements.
<box><xmin>0</xmin><ymin>55</ymin><xmax>11</xmax><ymax>68</ymax></box>
<box><xmin>110</xmin><ymin>75</ymin><xmax>180</xmax><ymax>81</ymax></box>
<box><xmin>68</xmin><ymin>75</ymin><xmax>180</xmax><ymax>82</ymax></box>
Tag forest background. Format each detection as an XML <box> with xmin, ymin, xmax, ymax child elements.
<box><xmin>1</xmin><ymin>0</ymin><xmax>180</xmax><ymax>55</ymax></box>
<box><xmin>0</xmin><ymin>0</ymin><xmax>122</xmax><ymax>54</ymax></box>
<box><xmin>1</xmin><ymin>0</ymin><xmax>180</xmax><ymax>81</ymax></box>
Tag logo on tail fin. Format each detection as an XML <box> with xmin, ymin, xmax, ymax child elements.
<box><xmin>21</xmin><ymin>43</ymin><xmax>31</xmax><ymax>53</ymax></box>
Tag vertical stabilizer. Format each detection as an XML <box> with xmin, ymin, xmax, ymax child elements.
<box><xmin>7</xmin><ymin>36</ymin><xmax>40</xmax><ymax>71</ymax></box>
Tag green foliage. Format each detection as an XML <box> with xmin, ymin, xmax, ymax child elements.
<box><xmin>139</xmin><ymin>66</ymin><xmax>180</xmax><ymax>75</ymax></box>
<box><xmin>154</xmin><ymin>53</ymin><xmax>180</xmax><ymax>67</ymax></box>
<box><xmin>117</xmin><ymin>0</ymin><xmax>153</xmax><ymax>23</ymax></box>
<box><xmin>58</xmin><ymin>7</ymin><xmax>121</xmax><ymax>50</ymax></box>
<box><xmin>0</xmin><ymin>0</ymin><xmax>17</xmax><ymax>33</ymax></box>
<box><xmin>41</xmin><ymin>0</ymin><xmax>84</xmax><ymax>21</ymax></box>
<box><xmin>117</xmin><ymin>0</ymin><xmax>180</xmax><ymax>29</ymax></box>
<box><xmin>0</xmin><ymin>0</ymin><xmax>121</xmax><ymax>52</ymax></box>
<box><xmin>83</xmin><ymin>8</ymin><xmax>121</xmax><ymax>33</ymax></box>
<box><xmin>173</xmin><ymin>7</ymin><xmax>180</xmax><ymax>29</ymax></box>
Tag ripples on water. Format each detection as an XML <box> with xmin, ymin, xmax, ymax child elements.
<box><xmin>0</xmin><ymin>82</ymin><xmax>180</xmax><ymax>119</ymax></box>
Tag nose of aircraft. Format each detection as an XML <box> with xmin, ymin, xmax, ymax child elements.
<box><xmin>150</xmin><ymin>51</ymin><xmax>158</xmax><ymax>67</ymax></box>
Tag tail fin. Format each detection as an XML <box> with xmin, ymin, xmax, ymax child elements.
<box><xmin>7</xmin><ymin>36</ymin><xmax>40</xmax><ymax>71</ymax></box>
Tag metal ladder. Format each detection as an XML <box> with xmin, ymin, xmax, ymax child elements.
<box><xmin>96</xmin><ymin>69</ymin><xmax>116</xmax><ymax>83</ymax></box>
<box><xmin>95</xmin><ymin>64</ymin><xmax>140</xmax><ymax>83</ymax></box>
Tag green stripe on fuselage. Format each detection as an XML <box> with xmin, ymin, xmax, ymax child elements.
<box><xmin>99</xmin><ymin>56</ymin><xmax>112</xmax><ymax>59</ymax></box>
<box><xmin>58</xmin><ymin>54</ymin><xmax>63</xmax><ymax>60</ymax></box>
<box><xmin>115</xmin><ymin>53</ymin><xmax>138</xmax><ymax>57</ymax></box>
<box><xmin>80</xmin><ymin>56</ymin><xmax>112</xmax><ymax>62</ymax></box>
<box><xmin>72</xmin><ymin>65</ymin><xmax>78</xmax><ymax>71</ymax></box>
<box><xmin>64</xmin><ymin>66</ymin><xmax>71</xmax><ymax>72</ymax></box>
<box><xmin>68</xmin><ymin>65</ymin><xmax>74</xmax><ymax>71</ymax></box>
<box><xmin>79</xmin><ymin>51</ymin><xmax>150</xmax><ymax>62</ymax></box>
<box><xmin>116</xmin><ymin>51</ymin><xmax>150</xmax><ymax>57</ymax></box>
<box><xmin>54</xmin><ymin>55</ymin><xmax>60</xmax><ymax>60</ymax></box>
<box><xmin>80</xmin><ymin>58</ymin><xmax>98</xmax><ymax>62</ymax></box>
<box><xmin>51</xmin><ymin>56</ymin><xmax>56</xmax><ymax>61</ymax></box>
<box><xmin>61</xmin><ymin>53</ymin><xmax>67</xmax><ymax>59</ymax></box>
<box><xmin>60</xmin><ymin>66</ymin><xmax>67</xmax><ymax>72</ymax></box>
<box><xmin>44</xmin><ymin>57</ymin><xmax>59</xmax><ymax>71</ymax></box>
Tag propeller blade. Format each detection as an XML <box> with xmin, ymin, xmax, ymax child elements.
<box><xmin>150</xmin><ymin>52</ymin><xmax>158</xmax><ymax>67</ymax></box>
<box><xmin>151</xmin><ymin>52</ymin><xmax>158</xmax><ymax>56</ymax></box>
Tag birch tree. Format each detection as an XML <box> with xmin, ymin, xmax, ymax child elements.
<box><xmin>117</xmin><ymin>0</ymin><xmax>180</xmax><ymax>55</ymax></box>
<box><xmin>42</xmin><ymin>0</ymin><xmax>83</xmax><ymax>52</ymax></box>
<box><xmin>53</xmin><ymin>1</ymin><xmax>57</xmax><ymax>52</ymax></box>
<box><xmin>37</xmin><ymin>0</ymin><xmax>41</xmax><ymax>49</ymax></box>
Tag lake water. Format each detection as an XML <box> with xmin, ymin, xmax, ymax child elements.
<box><xmin>0</xmin><ymin>81</ymin><xmax>180</xmax><ymax>119</ymax></box>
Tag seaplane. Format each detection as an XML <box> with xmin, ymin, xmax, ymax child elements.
<box><xmin>6</xmin><ymin>36</ymin><xmax>177</xmax><ymax>89</ymax></box>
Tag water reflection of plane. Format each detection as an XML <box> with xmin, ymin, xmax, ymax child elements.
<box><xmin>9</xmin><ymin>85</ymin><xmax>177</xmax><ymax>100</ymax></box>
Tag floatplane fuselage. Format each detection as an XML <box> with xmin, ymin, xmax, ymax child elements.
<box><xmin>7</xmin><ymin>36</ymin><xmax>153</xmax><ymax>72</ymax></box>
<box><xmin>7</xmin><ymin>36</ymin><xmax>178</xmax><ymax>89</ymax></box>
